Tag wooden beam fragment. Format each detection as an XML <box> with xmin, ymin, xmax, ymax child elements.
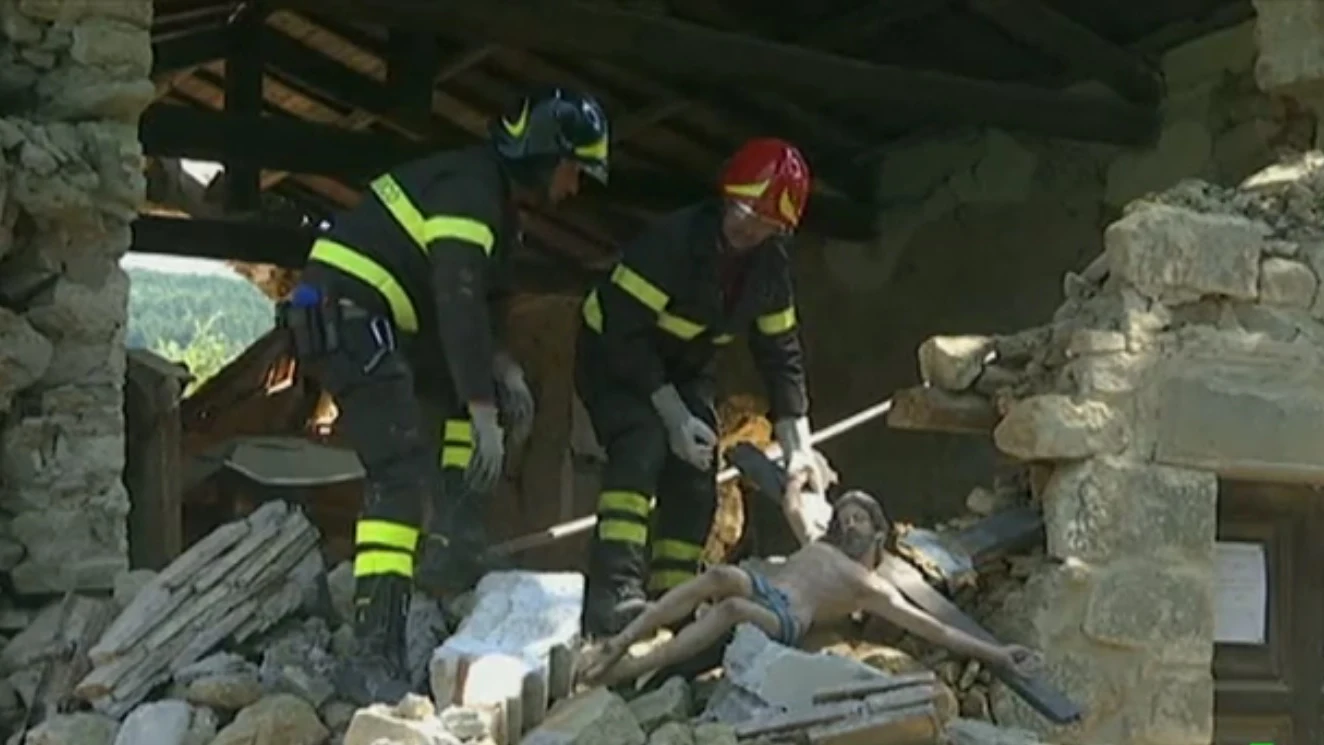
<box><xmin>886</xmin><ymin>386</ymin><xmax>999</xmax><ymax>435</ymax></box>
<box><xmin>223</xmin><ymin>7</ymin><xmax>265</xmax><ymax>211</ymax></box>
<box><xmin>968</xmin><ymin>0</ymin><xmax>1161</xmax><ymax>104</ymax></box>
<box><xmin>275</xmin><ymin>0</ymin><xmax>1157</xmax><ymax>144</ymax></box>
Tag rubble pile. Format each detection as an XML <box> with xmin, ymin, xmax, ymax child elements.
<box><xmin>895</xmin><ymin>154</ymin><xmax>1324</xmax><ymax>742</ymax></box>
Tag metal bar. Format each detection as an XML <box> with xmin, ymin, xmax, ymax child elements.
<box><xmin>487</xmin><ymin>396</ymin><xmax>895</xmax><ymax>558</ymax></box>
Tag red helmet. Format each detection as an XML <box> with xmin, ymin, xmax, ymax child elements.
<box><xmin>718</xmin><ymin>138</ymin><xmax>811</xmax><ymax>230</ymax></box>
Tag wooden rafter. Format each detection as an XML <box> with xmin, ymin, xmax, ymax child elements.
<box><xmin>275</xmin><ymin>0</ymin><xmax>1157</xmax><ymax>144</ymax></box>
<box><xmin>968</xmin><ymin>0</ymin><xmax>1161</xmax><ymax>104</ymax></box>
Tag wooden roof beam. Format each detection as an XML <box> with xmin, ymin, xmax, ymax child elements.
<box><xmin>275</xmin><ymin>0</ymin><xmax>1156</xmax><ymax>145</ymax></box>
<box><xmin>385</xmin><ymin>31</ymin><xmax>443</xmax><ymax>131</ymax></box>
<box><xmin>223</xmin><ymin>3</ymin><xmax>265</xmax><ymax>211</ymax></box>
<box><xmin>153</xmin><ymin>26</ymin><xmax>231</xmax><ymax>75</ymax></box>
<box><xmin>138</xmin><ymin>104</ymin><xmax>875</xmax><ymax>240</ymax></box>
<box><xmin>130</xmin><ymin>215</ymin><xmax>597</xmax><ymax>294</ymax></box>
<box><xmin>967</xmin><ymin>0</ymin><xmax>1161</xmax><ymax>104</ymax></box>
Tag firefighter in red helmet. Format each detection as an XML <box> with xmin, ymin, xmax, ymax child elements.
<box><xmin>574</xmin><ymin>137</ymin><xmax>825</xmax><ymax>637</ymax></box>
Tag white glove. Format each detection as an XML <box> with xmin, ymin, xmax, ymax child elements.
<box><xmin>494</xmin><ymin>353</ymin><xmax>534</xmax><ymax>447</ymax></box>
<box><xmin>466</xmin><ymin>402</ymin><xmax>505</xmax><ymax>492</ymax></box>
<box><xmin>650</xmin><ymin>385</ymin><xmax>718</xmax><ymax>471</ymax></box>
<box><xmin>775</xmin><ymin>416</ymin><xmax>825</xmax><ymax>491</ymax></box>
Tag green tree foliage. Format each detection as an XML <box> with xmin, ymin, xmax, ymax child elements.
<box><xmin>126</xmin><ymin>267</ymin><xmax>274</xmax><ymax>389</ymax></box>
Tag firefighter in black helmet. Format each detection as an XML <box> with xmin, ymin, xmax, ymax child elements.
<box><xmin>281</xmin><ymin>87</ymin><xmax>611</xmax><ymax>705</ymax></box>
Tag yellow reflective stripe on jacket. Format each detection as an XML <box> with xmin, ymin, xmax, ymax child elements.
<box><xmin>611</xmin><ymin>264</ymin><xmax>668</xmax><ymax>311</ymax></box>
<box><xmin>582</xmin><ymin>289</ymin><xmax>604</xmax><ymax>332</ymax></box>
<box><xmin>371</xmin><ymin>174</ymin><xmax>496</xmax><ymax>256</ymax></box>
<box><xmin>588</xmin><ymin>266</ymin><xmax>709</xmax><ymax>340</ymax></box>
<box><xmin>308</xmin><ymin>238</ymin><xmax>421</xmax><ymax>333</ymax></box>
<box><xmin>757</xmin><ymin>306</ymin><xmax>797</xmax><ymax>335</ymax></box>
<box><xmin>657</xmin><ymin>312</ymin><xmax>704</xmax><ymax>340</ymax></box>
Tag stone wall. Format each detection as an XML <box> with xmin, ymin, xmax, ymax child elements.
<box><xmin>0</xmin><ymin>0</ymin><xmax>152</xmax><ymax>593</ymax></box>
<box><xmin>909</xmin><ymin>155</ymin><xmax>1324</xmax><ymax>745</ymax></box>
<box><xmin>730</xmin><ymin>19</ymin><xmax>1317</xmax><ymax>524</ymax></box>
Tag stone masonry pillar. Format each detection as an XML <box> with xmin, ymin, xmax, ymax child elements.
<box><xmin>0</xmin><ymin>0</ymin><xmax>153</xmax><ymax>593</ymax></box>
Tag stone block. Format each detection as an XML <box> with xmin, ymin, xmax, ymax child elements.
<box><xmin>1258</xmin><ymin>257</ymin><xmax>1318</xmax><ymax>307</ymax></box>
<box><xmin>917</xmin><ymin>335</ymin><xmax>992</xmax><ymax>391</ymax></box>
<box><xmin>0</xmin><ymin>307</ymin><xmax>53</xmax><ymax>412</ymax></box>
<box><xmin>1083</xmin><ymin>561</ymin><xmax>1213</xmax><ymax>663</ymax></box>
<box><xmin>430</xmin><ymin>571</ymin><xmax>582</xmax><ymax>742</ymax></box>
<box><xmin>208</xmin><ymin>694</ymin><xmax>328</xmax><ymax>745</ymax></box>
<box><xmin>520</xmin><ymin>688</ymin><xmax>645</xmax><ymax>745</ymax></box>
<box><xmin>719</xmin><ymin>625</ymin><xmax>891</xmax><ymax>716</ymax></box>
<box><xmin>1252</xmin><ymin>0</ymin><xmax>1324</xmax><ymax>93</ymax></box>
<box><xmin>692</xmin><ymin>723</ymin><xmax>735</xmax><ymax>745</ymax></box>
<box><xmin>1153</xmin><ymin>353</ymin><xmax>1324</xmax><ymax>481</ymax></box>
<box><xmin>1127</xmin><ymin>665</ymin><xmax>1213</xmax><ymax>745</ymax></box>
<box><xmin>648</xmin><ymin>722</ymin><xmax>693</xmax><ymax>745</ymax></box>
<box><xmin>1065</xmin><ymin>330</ymin><xmax>1125</xmax><ymax>356</ymax></box>
<box><xmin>1105</xmin><ymin>204</ymin><xmax>1265</xmax><ymax>303</ymax></box>
<box><xmin>1041</xmin><ymin>457</ymin><xmax>1215</xmax><ymax>564</ymax></box>
<box><xmin>70</xmin><ymin>17</ymin><xmax>151</xmax><ymax>78</ymax></box>
<box><xmin>945</xmin><ymin>718</ymin><xmax>1048</xmax><ymax>745</ymax></box>
<box><xmin>627</xmin><ymin>676</ymin><xmax>690</xmax><ymax>733</ymax></box>
<box><xmin>993</xmin><ymin>395</ymin><xmax>1127</xmax><ymax>461</ymax></box>
<box><xmin>11</xmin><ymin>712</ymin><xmax>119</xmax><ymax>745</ymax></box>
<box><xmin>112</xmin><ymin>700</ymin><xmax>197</xmax><ymax>745</ymax></box>
<box><xmin>342</xmin><ymin>694</ymin><xmax>460</xmax><ymax>745</ymax></box>
<box><xmin>24</xmin><ymin>268</ymin><xmax>130</xmax><ymax>343</ymax></box>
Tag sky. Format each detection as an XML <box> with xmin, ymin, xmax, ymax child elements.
<box><xmin>122</xmin><ymin>159</ymin><xmax>244</xmax><ymax>279</ymax></box>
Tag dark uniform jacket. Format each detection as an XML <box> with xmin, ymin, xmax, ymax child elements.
<box><xmin>305</xmin><ymin>146</ymin><xmax>521</xmax><ymax>404</ymax></box>
<box><xmin>578</xmin><ymin>201</ymin><xmax>808</xmax><ymax>420</ymax></box>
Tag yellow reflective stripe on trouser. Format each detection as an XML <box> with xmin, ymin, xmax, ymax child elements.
<box><xmin>353</xmin><ymin>519</ymin><xmax>418</xmax><ymax>578</ymax></box>
<box><xmin>370</xmin><ymin>175</ymin><xmax>496</xmax><ymax>256</ymax></box>
<box><xmin>596</xmin><ymin>490</ymin><xmax>654</xmax><ymax>545</ymax></box>
<box><xmin>441</xmin><ymin>418</ymin><xmax>473</xmax><ymax>469</ymax></box>
<box><xmin>308</xmin><ymin>238</ymin><xmax>420</xmax><ymax>333</ymax></box>
<box><xmin>757</xmin><ymin>306</ymin><xmax>797</xmax><ymax>335</ymax></box>
<box><xmin>355</xmin><ymin>519</ymin><xmax>420</xmax><ymax>551</ymax></box>
<box><xmin>648</xmin><ymin>570</ymin><xmax>694</xmax><ymax>593</ymax></box>
<box><xmin>652</xmin><ymin>539</ymin><xmax>704</xmax><ymax>562</ymax></box>
<box><xmin>354</xmin><ymin>550</ymin><xmax>414</xmax><ymax>578</ymax></box>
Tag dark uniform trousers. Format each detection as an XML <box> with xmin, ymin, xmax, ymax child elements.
<box><xmin>287</xmin><ymin>147</ymin><xmax>514</xmax><ymax>607</ymax></box>
<box><xmin>579</xmin><ymin>369</ymin><xmax>718</xmax><ymax>599</ymax></box>
<box><xmin>293</xmin><ymin>290</ymin><xmax>478</xmax><ymax>595</ymax></box>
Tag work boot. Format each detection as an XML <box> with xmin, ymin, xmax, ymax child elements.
<box><xmin>582</xmin><ymin>539</ymin><xmax>648</xmax><ymax>638</ymax></box>
<box><xmin>334</xmin><ymin>574</ymin><xmax>413</xmax><ymax>706</ymax></box>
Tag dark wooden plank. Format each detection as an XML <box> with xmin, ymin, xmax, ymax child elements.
<box><xmin>276</xmin><ymin>0</ymin><xmax>1157</xmax><ymax>144</ymax></box>
<box><xmin>969</xmin><ymin>0</ymin><xmax>1161</xmax><ymax>104</ymax></box>
<box><xmin>138</xmin><ymin>105</ymin><xmax>878</xmax><ymax>240</ymax></box>
<box><xmin>124</xmin><ymin>349</ymin><xmax>190</xmax><ymax>570</ymax></box>
<box><xmin>152</xmin><ymin>26</ymin><xmax>231</xmax><ymax>75</ymax></box>
<box><xmin>224</xmin><ymin>6</ymin><xmax>265</xmax><ymax>211</ymax></box>
<box><xmin>385</xmin><ymin>31</ymin><xmax>442</xmax><ymax>130</ymax></box>
<box><xmin>877</xmin><ymin>556</ymin><xmax>1085</xmax><ymax>725</ymax></box>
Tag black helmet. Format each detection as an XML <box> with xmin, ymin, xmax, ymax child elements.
<box><xmin>490</xmin><ymin>87</ymin><xmax>610</xmax><ymax>184</ymax></box>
